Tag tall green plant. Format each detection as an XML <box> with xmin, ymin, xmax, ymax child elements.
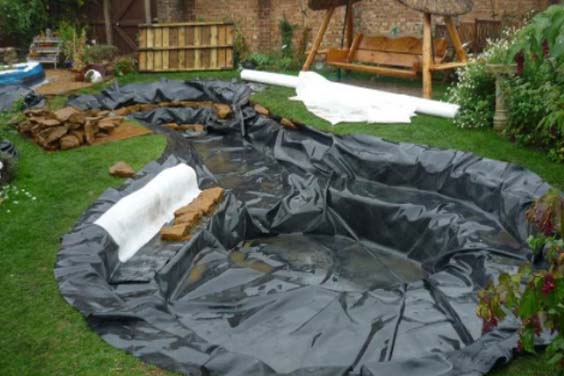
<box><xmin>279</xmin><ymin>16</ymin><xmax>294</xmax><ymax>60</ymax></box>
<box><xmin>504</xmin><ymin>5</ymin><xmax>564</xmax><ymax>162</ymax></box>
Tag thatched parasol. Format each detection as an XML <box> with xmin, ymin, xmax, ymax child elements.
<box><xmin>308</xmin><ymin>0</ymin><xmax>362</xmax><ymax>11</ymax></box>
<box><xmin>309</xmin><ymin>0</ymin><xmax>473</xmax><ymax>16</ymax></box>
<box><xmin>396</xmin><ymin>0</ymin><xmax>473</xmax><ymax>16</ymax></box>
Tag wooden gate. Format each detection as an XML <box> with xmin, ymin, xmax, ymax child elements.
<box><xmin>86</xmin><ymin>0</ymin><xmax>157</xmax><ymax>53</ymax></box>
<box><xmin>138</xmin><ymin>22</ymin><xmax>234</xmax><ymax>72</ymax></box>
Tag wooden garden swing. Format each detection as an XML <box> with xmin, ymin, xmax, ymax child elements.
<box><xmin>303</xmin><ymin>0</ymin><xmax>473</xmax><ymax>98</ymax></box>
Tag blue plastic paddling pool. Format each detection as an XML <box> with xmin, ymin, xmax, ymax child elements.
<box><xmin>0</xmin><ymin>62</ymin><xmax>45</xmax><ymax>87</ymax></box>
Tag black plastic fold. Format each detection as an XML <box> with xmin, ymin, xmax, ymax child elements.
<box><xmin>0</xmin><ymin>85</ymin><xmax>45</xmax><ymax>112</ymax></box>
<box><xmin>56</xmin><ymin>79</ymin><xmax>551</xmax><ymax>376</ymax></box>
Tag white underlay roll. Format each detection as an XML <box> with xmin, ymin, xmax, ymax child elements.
<box><xmin>240</xmin><ymin>69</ymin><xmax>459</xmax><ymax>122</ymax></box>
<box><xmin>241</xmin><ymin>70</ymin><xmax>299</xmax><ymax>88</ymax></box>
<box><xmin>95</xmin><ymin>164</ymin><xmax>201</xmax><ymax>263</ymax></box>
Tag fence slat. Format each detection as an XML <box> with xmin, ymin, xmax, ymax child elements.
<box><xmin>139</xmin><ymin>28</ymin><xmax>147</xmax><ymax>71</ymax></box>
<box><xmin>147</xmin><ymin>28</ymin><xmax>154</xmax><ymax>71</ymax></box>
<box><xmin>138</xmin><ymin>22</ymin><xmax>234</xmax><ymax>72</ymax></box>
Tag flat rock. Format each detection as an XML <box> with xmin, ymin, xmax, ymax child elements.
<box><xmin>68</xmin><ymin>112</ymin><xmax>86</xmax><ymax>125</ymax></box>
<box><xmin>70</xmin><ymin>130</ymin><xmax>85</xmax><ymax>144</ymax></box>
<box><xmin>254</xmin><ymin>104</ymin><xmax>270</xmax><ymax>116</ymax></box>
<box><xmin>42</xmin><ymin>126</ymin><xmax>68</xmax><ymax>144</ymax></box>
<box><xmin>109</xmin><ymin>161</ymin><xmax>135</xmax><ymax>178</ymax></box>
<box><xmin>214</xmin><ymin>103</ymin><xmax>232</xmax><ymax>119</ymax></box>
<box><xmin>175</xmin><ymin>211</ymin><xmax>201</xmax><ymax>228</ymax></box>
<box><xmin>179</xmin><ymin>124</ymin><xmax>205</xmax><ymax>132</ymax></box>
<box><xmin>163</xmin><ymin>123</ymin><xmax>181</xmax><ymax>131</ymax></box>
<box><xmin>84</xmin><ymin>121</ymin><xmax>98</xmax><ymax>144</ymax></box>
<box><xmin>60</xmin><ymin>135</ymin><xmax>81</xmax><ymax>150</ymax></box>
<box><xmin>174</xmin><ymin>205</ymin><xmax>206</xmax><ymax>218</ymax></box>
<box><xmin>161</xmin><ymin>223</ymin><xmax>191</xmax><ymax>242</ymax></box>
<box><xmin>98</xmin><ymin>117</ymin><xmax>122</xmax><ymax>130</ymax></box>
<box><xmin>37</xmin><ymin>118</ymin><xmax>62</xmax><ymax>128</ymax></box>
<box><xmin>54</xmin><ymin>107</ymin><xmax>80</xmax><ymax>122</ymax></box>
<box><xmin>281</xmin><ymin>118</ymin><xmax>298</xmax><ymax>129</ymax></box>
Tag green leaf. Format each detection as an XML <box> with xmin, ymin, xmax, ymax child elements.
<box><xmin>519</xmin><ymin>288</ymin><xmax>538</xmax><ymax>318</ymax></box>
<box><xmin>521</xmin><ymin>326</ymin><xmax>536</xmax><ymax>354</ymax></box>
<box><xmin>548</xmin><ymin>352</ymin><xmax>563</xmax><ymax>366</ymax></box>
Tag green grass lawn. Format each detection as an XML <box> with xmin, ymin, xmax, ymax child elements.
<box><xmin>0</xmin><ymin>69</ymin><xmax>561</xmax><ymax>375</ymax></box>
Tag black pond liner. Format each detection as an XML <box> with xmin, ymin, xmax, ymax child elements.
<box><xmin>56</xmin><ymin>79</ymin><xmax>550</xmax><ymax>376</ymax></box>
<box><xmin>0</xmin><ymin>85</ymin><xmax>45</xmax><ymax>112</ymax></box>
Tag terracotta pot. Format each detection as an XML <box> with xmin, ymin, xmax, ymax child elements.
<box><xmin>71</xmin><ymin>69</ymin><xmax>84</xmax><ymax>82</ymax></box>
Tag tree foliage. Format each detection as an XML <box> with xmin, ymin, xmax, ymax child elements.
<box><xmin>0</xmin><ymin>0</ymin><xmax>87</xmax><ymax>48</ymax></box>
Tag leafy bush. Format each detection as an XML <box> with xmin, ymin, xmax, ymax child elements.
<box><xmin>233</xmin><ymin>27</ymin><xmax>249</xmax><ymax>65</ymax></box>
<box><xmin>447</xmin><ymin>35</ymin><xmax>512</xmax><ymax>128</ymax></box>
<box><xmin>503</xmin><ymin>5</ymin><xmax>564</xmax><ymax>162</ymax></box>
<box><xmin>448</xmin><ymin>5</ymin><xmax>564</xmax><ymax>161</ymax></box>
<box><xmin>113</xmin><ymin>57</ymin><xmax>137</xmax><ymax>76</ymax></box>
<box><xmin>84</xmin><ymin>44</ymin><xmax>118</xmax><ymax>64</ymax></box>
<box><xmin>279</xmin><ymin>16</ymin><xmax>294</xmax><ymax>60</ymax></box>
<box><xmin>0</xmin><ymin>0</ymin><xmax>86</xmax><ymax>48</ymax></box>
<box><xmin>477</xmin><ymin>190</ymin><xmax>564</xmax><ymax>372</ymax></box>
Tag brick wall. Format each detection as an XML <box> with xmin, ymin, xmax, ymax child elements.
<box><xmin>157</xmin><ymin>0</ymin><xmax>555</xmax><ymax>53</ymax></box>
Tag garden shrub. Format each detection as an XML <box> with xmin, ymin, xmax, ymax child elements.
<box><xmin>448</xmin><ymin>5</ymin><xmax>564</xmax><ymax>161</ymax></box>
<box><xmin>233</xmin><ymin>27</ymin><xmax>250</xmax><ymax>66</ymax></box>
<box><xmin>503</xmin><ymin>5</ymin><xmax>564</xmax><ymax>162</ymax></box>
<box><xmin>447</xmin><ymin>34</ymin><xmax>512</xmax><ymax>129</ymax></box>
<box><xmin>84</xmin><ymin>44</ymin><xmax>118</xmax><ymax>65</ymax></box>
<box><xmin>113</xmin><ymin>56</ymin><xmax>137</xmax><ymax>76</ymax></box>
<box><xmin>279</xmin><ymin>16</ymin><xmax>294</xmax><ymax>61</ymax></box>
<box><xmin>477</xmin><ymin>190</ymin><xmax>564</xmax><ymax>373</ymax></box>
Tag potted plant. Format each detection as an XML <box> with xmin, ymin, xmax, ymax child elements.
<box><xmin>84</xmin><ymin>44</ymin><xmax>118</xmax><ymax>78</ymax></box>
<box><xmin>58</xmin><ymin>22</ymin><xmax>87</xmax><ymax>80</ymax></box>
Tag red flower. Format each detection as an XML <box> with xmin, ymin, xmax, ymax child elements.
<box><xmin>542</xmin><ymin>217</ymin><xmax>554</xmax><ymax>236</ymax></box>
<box><xmin>531</xmin><ymin>314</ymin><xmax>543</xmax><ymax>335</ymax></box>
<box><xmin>517</xmin><ymin>339</ymin><xmax>524</xmax><ymax>353</ymax></box>
<box><xmin>515</xmin><ymin>51</ymin><xmax>525</xmax><ymax>75</ymax></box>
<box><xmin>542</xmin><ymin>40</ymin><xmax>550</xmax><ymax>58</ymax></box>
<box><xmin>542</xmin><ymin>273</ymin><xmax>556</xmax><ymax>295</ymax></box>
<box><xmin>482</xmin><ymin>317</ymin><xmax>498</xmax><ymax>334</ymax></box>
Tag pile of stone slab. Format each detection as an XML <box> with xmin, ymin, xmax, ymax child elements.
<box><xmin>17</xmin><ymin>101</ymin><xmax>233</xmax><ymax>151</ymax></box>
<box><xmin>112</xmin><ymin>101</ymin><xmax>232</xmax><ymax>119</ymax></box>
<box><xmin>161</xmin><ymin>187</ymin><xmax>225</xmax><ymax>242</ymax></box>
<box><xmin>18</xmin><ymin>107</ymin><xmax>123</xmax><ymax>151</ymax></box>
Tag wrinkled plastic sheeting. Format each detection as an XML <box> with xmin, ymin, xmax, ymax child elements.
<box><xmin>55</xmin><ymin>79</ymin><xmax>551</xmax><ymax>376</ymax></box>
<box><xmin>0</xmin><ymin>139</ymin><xmax>18</xmax><ymax>158</ymax></box>
<box><xmin>0</xmin><ymin>85</ymin><xmax>45</xmax><ymax>112</ymax></box>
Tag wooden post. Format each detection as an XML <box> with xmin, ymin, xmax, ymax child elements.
<box><xmin>444</xmin><ymin>16</ymin><xmax>468</xmax><ymax>63</ymax></box>
<box><xmin>103</xmin><ymin>0</ymin><xmax>113</xmax><ymax>45</ymax></box>
<box><xmin>422</xmin><ymin>12</ymin><xmax>433</xmax><ymax>99</ymax></box>
<box><xmin>345</xmin><ymin>0</ymin><xmax>354</xmax><ymax>49</ymax></box>
<box><xmin>144</xmin><ymin>0</ymin><xmax>152</xmax><ymax>24</ymax></box>
<box><xmin>302</xmin><ymin>5</ymin><xmax>335</xmax><ymax>71</ymax></box>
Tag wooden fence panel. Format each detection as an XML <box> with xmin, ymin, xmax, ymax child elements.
<box><xmin>138</xmin><ymin>22</ymin><xmax>235</xmax><ymax>72</ymax></box>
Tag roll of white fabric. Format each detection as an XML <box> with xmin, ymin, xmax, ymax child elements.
<box><xmin>241</xmin><ymin>69</ymin><xmax>299</xmax><ymax>88</ymax></box>
<box><xmin>240</xmin><ymin>70</ymin><xmax>460</xmax><ymax>123</ymax></box>
<box><xmin>95</xmin><ymin>164</ymin><xmax>201</xmax><ymax>263</ymax></box>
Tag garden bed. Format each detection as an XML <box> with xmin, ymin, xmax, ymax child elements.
<box><xmin>54</xmin><ymin>79</ymin><xmax>551</xmax><ymax>376</ymax></box>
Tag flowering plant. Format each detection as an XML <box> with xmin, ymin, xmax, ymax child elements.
<box><xmin>477</xmin><ymin>189</ymin><xmax>564</xmax><ymax>372</ymax></box>
<box><xmin>503</xmin><ymin>5</ymin><xmax>564</xmax><ymax>162</ymax></box>
<box><xmin>447</xmin><ymin>31</ymin><xmax>515</xmax><ymax>129</ymax></box>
